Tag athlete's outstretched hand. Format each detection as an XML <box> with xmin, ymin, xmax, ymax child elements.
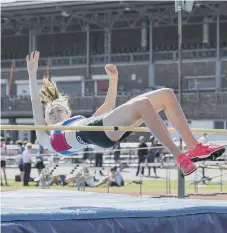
<box><xmin>105</xmin><ymin>64</ymin><xmax>118</xmax><ymax>80</ymax></box>
<box><xmin>26</xmin><ymin>51</ymin><xmax>40</xmax><ymax>75</ymax></box>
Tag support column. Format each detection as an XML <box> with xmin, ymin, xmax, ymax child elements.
<box><xmin>104</xmin><ymin>27</ymin><xmax>111</xmax><ymax>63</ymax></box>
<box><xmin>141</xmin><ymin>21</ymin><xmax>148</xmax><ymax>50</ymax></box>
<box><xmin>202</xmin><ymin>17</ymin><xmax>209</xmax><ymax>44</ymax></box>
<box><xmin>86</xmin><ymin>24</ymin><xmax>90</xmax><ymax>79</ymax></box>
<box><xmin>9</xmin><ymin>118</ymin><xmax>18</xmax><ymax>142</ymax></box>
<box><xmin>148</xmin><ymin>19</ymin><xmax>155</xmax><ymax>88</ymax></box>
<box><xmin>216</xmin><ymin>14</ymin><xmax>222</xmax><ymax>91</ymax></box>
<box><xmin>94</xmin><ymin>81</ymin><xmax>97</xmax><ymax>97</ymax></box>
<box><xmin>29</xmin><ymin>28</ymin><xmax>37</xmax><ymax>54</ymax></box>
<box><xmin>81</xmin><ymin>81</ymin><xmax>85</xmax><ymax>97</ymax></box>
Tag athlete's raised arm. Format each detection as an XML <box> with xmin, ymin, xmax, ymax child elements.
<box><xmin>92</xmin><ymin>64</ymin><xmax>118</xmax><ymax>117</ymax></box>
<box><xmin>26</xmin><ymin>51</ymin><xmax>51</xmax><ymax>150</ymax></box>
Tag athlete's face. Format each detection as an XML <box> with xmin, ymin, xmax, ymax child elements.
<box><xmin>45</xmin><ymin>103</ymin><xmax>69</xmax><ymax>125</ymax></box>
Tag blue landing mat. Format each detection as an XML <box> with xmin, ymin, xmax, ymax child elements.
<box><xmin>1</xmin><ymin>190</ymin><xmax>227</xmax><ymax>233</ymax></box>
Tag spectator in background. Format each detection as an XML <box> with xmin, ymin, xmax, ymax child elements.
<box><xmin>84</xmin><ymin>168</ymin><xmax>96</xmax><ymax>187</ymax></box>
<box><xmin>83</xmin><ymin>147</ymin><xmax>89</xmax><ymax>161</ymax></box>
<box><xmin>16</xmin><ymin>140</ymin><xmax>25</xmax><ymax>185</ymax></box>
<box><xmin>155</xmin><ymin>140</ymin><xmax>163</xmax><ymax>162</ymax></box>
<box><xmin>23</xmin><ymin>140</ymin><xmax>28</xmax><ymax>147</ymax></box>
<box><xmin>49</xmin><ymin>174</ymin><xmax>67</xmax><ymax>186</ymax></box>
<box><xmin>94</xmin><ymin>145</ymin><xmax>103</xmax><ymax>168</ymax></box>
<box><xmin>35</xmin><ymin>142</ymin><xmax>45</xmax><ymax>175</ymax></box>
<box><xmin>198</xmin><ymin>133</ymin><xmax>208</xmax><ymax>144</ymax></box>
<box><xmin>65</xmin><ymin>168</ymin><xmax>96</xmax><ymax>188</ymax></box>
<box><xmin>95</xmin><ymin>167</ymin><xmax>124</xmax><ymax>187</ymax></box>
<box><xmin>5</xmin><ymin>132</ymin><xmax>11</xmax><ymax>145</ymax></box>
<box><xmin>0</xmin><ymin>137</ymin><xmax>8</xmax><ymax>186</ymax></box>
<box><xmin>17</xmin><ymin>140</ymin><xmax>25</xmax><ymax>154</ymax></box>
<box><xmin>147</xmin><ymin>136</ymin><xmax>158</xmax><ymax>177</ymax></box>
<box><xmin>22</xmin><ymin>143</ymin><xmax>33</xmax><ymax>186</ymax></box>
<box><xmin>113</xmin><ymin>142</ymin><xmax>121</xmax><ymax>166</ymax></box>
<box><xmin>136</xmin><ymin>136</ymin><xmax>148</xmax><ymax>176</ymax></box>
<box><xmin>83</xmin><ymin>147</ymin><xmax>94</xmax><ymax>165</ymax></box>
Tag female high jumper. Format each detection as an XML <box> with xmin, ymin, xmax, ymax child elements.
<box><xmin>27</xmin><ymin>51</ymin><xmax>225</xmax><ymax>176</ymax></box>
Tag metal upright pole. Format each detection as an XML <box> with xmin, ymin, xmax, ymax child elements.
<box><xmin>177</xmin><ymin>1</ymin><xmax>185</xmax><ymax>198</ymax></box>
<box><xmin>216</xmin><ymin>13</ymin><xmax>221</xmax><ymax>91</ymax></box>
<box><xmin>149</xmin><ymin>19</ymin><xmax>155</xmax><ymax>88</ymax></box>
<box><xmin>86</xmin><ymin>24</ymin><xmax>90</xmax><ymax>79</ymax></box>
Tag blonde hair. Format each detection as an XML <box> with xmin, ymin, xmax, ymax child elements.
<box><xmin>39</xmin><ymin>75</ymin><xmax>71</xmax><ymax>116</ymax></box>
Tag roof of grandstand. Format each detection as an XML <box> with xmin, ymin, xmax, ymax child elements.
<box><xmin>1</xmin><ymin>0</ymin><xmax>93</xmax><ymax>7</ymax></box>
<box><xmin>1</xmin><ymin>0</ymin><xmax>227</xmax><ymax>37</ymax></box>
<box><xmin>1</xmin><ymin>1</ymin><xmax>226</xmax><ymax>18</ymax></box>
<box><xmin>1</xmin><ymin>0</ymin><xmax>106</xmax><ymax>10</ymax></box>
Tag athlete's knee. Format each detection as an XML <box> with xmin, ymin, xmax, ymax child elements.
<box><xmin>159</xmin><ymin>88</ymin><xmax>178</xmax><ymax>108</ymax></box>
<box><xmin>160</xmin><ymin>88</ymin><xmax>174</xmax><ymax>96</ymax></box>
<box><xmin>133</xmin><ymin>97</ymin><xmax>153</xmax><ymax>115</ymax></box>
<box><xmin>130</xmin><ymin>97</ymin><xmax>153</xmax><ymax>120</ymax></box>
<box><xmin>134</xmin><ymin>97</ymin><xmax>151</xmax><ymax>109</ymax></box>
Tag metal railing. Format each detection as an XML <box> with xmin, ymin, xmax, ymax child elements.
<box><xmin>1</xmin><ymin>92</ymin><xmax>227</xmax><ymax>119</ymax></box>
<box><xmin>2</xmin><ymin>48</ymin><xmax>227</xmax><ymax>69</ymax></box>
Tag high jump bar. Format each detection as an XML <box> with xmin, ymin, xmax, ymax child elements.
<box><xmin>1</xmin><ymin>125</ymin><xmax>227</xmax><ymax>134</ymax></box>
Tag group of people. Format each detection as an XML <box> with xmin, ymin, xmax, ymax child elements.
<box><xmin>17</xmin><ymin>141</ymin><xmax>45</xmax><ymax>186</ymax></box>
<box><xmin>49</xmin><ymin>166</ymin><xmax>124</xmax><ymax>188</ymax></box>
<box><xmin>136</xmin><ymin>136</ymin><xmax>162</xmax><ymax>177</ymax></box>
<box><xmin>0</xmin><ymin>137</ymin><xmax>46</xmax><ymax>186</ymax></box>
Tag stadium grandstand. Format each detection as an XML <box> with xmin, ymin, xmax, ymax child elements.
<box><xmin>1</xmin><ymin>0</ymin><xmax>227</xmax><ymax>142</ymax></box>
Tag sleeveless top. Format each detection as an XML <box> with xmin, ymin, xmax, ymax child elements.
<box><xmin>50</xmin><ymin>116</ymin><xmax>88</xmax><ymax>155</ymax></box>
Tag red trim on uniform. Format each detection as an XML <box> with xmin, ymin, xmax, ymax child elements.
<box><xmin>51</xmin><ymin>133</ymin><xmax>71</xmax><ymax>152</ymax></box>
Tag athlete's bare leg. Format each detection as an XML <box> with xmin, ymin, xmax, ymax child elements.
<box><xmin>103</xmin><ymin>95</ymin><xmax>182</xmax><ymax>158</ymax></box>
<box><xmin>103</xmin><ymin>88</ymin><xmax>198</xmax><ymax>153</ymax></box>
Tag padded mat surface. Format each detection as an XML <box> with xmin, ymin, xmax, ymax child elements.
<box><xmin>2</xmin><ymin>190</ymin><xmax>227</xmax><ymax>233</ymax></box>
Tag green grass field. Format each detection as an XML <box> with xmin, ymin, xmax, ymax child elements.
<box><xmin>1</xmin><ymin>179</ymin><xmax>227</xmax><ymax>196</ymax></box>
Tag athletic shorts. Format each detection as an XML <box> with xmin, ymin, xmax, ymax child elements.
<box><xmin>1</xmin><ymin>160</ymin><xmax>6</xmax><ymax>168</ymax></box>
<box><xmin>77</xmin><ymin>115</ymin><xmax>132</xmax><ymax>148</ymax></box>
<box><xmin>19</xmin><ymin>164</ymin><xmax>24</xmax><ymax>172</ymax></box>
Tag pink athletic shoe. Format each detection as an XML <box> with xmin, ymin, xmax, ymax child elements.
<box><xmin>176</xmin><ymin>153</ymin><xmax>197</xmax><ymax>176</ymax></box>
<box><xmin>188</xmin><ymin>143</ymin><xmax>225</xmax><ymax>162</ymax></box>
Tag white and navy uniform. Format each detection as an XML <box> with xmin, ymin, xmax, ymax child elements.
<box><xmin>50</xmin><ymin>116</ymin><xmax>89</xmax><ymax>155</ymax></box>
<box><xmin>49</xmin><ymin>115</ymin><xmax>132</xmax><ymax>156</ymax></box>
